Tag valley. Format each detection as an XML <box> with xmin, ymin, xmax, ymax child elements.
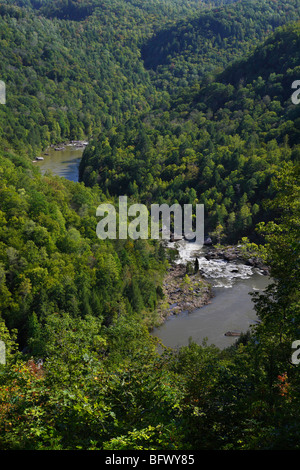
<box><xmin>0</xmin><ymin>0</ymin><xmax>299</xmax><ymax>452</ymax></box>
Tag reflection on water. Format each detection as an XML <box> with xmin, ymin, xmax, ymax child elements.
<box><xmin>153</xmin><ymin>240</ymin><xmax>270</xmax><ymax>350</ymax></box>
<box><xmin>34</xmin><ymin>145</ymin><xmax>85</xmax><ymax>182</ymax></box>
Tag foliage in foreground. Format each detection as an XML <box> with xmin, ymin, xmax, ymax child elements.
<box><xmin>0</xmin><ymin>164</ymin><xmax>299</xmax><ymax>450</ymax></box>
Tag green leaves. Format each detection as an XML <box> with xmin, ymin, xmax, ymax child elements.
<box><xmin>0</xmin><ymin>0</ymin><xmax>300</xmax><ymax>452</ymax></box>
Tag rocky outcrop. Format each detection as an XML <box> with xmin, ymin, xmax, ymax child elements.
<box><xmin>156</xmin><ymin>264</ymin><xmax>213</xmax><ymax>325</ymax></box>
<box><xmin>204</xmin><ymin>246</ymin><xmax>270</xmax><ymax>275</ymax></box>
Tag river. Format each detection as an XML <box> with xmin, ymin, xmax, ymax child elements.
<box><xmin>35</xmin><ymin>146</ymin><xmax>270</xmax><ymax>351</ymax></box>
<box><xmin>152</xmin><ymin>240</ymin><xmax>270</xmax><ymax>350</ymax></box>
<box><xmin>34</xmin><ymin>142</ymin><xmax>86</xmax><ymax>182</ymax></box>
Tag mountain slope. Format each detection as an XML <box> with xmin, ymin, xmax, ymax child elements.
<box><xmin>80</xmin><ymin>21</ymin><xmax>300</xmax><ymax>242</ymax></box>
<box><xmin>0</xmin><ymin>0</ymin><xmax>299</xmax><ymax>452</ymax></box>
<box><xmin>0</xmin><ymin>0</ymin><xmax>240</xmax><ymax>157</ymax></box>
<box><xmin>141</xmin><ymin>0</ymin><xmax>300</xmax><ymax>92</ymax></box>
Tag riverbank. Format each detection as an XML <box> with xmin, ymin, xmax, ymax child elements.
<box><xmin>152</xmin><ymin>242</ymin><xmax>270</xmax><ymax>332</ymax></box>
<box><xmin>152</xmin><ymin>243</ymin><xmax>271</xmax><ymax>349</ymax></box>
<box><xmin>34</xmin><ymin>143</ymin><xmax>86</xmax><ymax>182</ymax></box>
<box><xmin>47</xmin><ymin>140</ymin><xmax>88</xmax><ymax>152</ymax></box>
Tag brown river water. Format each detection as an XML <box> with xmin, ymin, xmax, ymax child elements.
<box><xmin>36</xmin><ymin>146</ymin><xmax>270</xmax><ymax>350</ymax></box>
<box><xmin>34</xmin><ymin>143</ymin><xmax>85</xmax><ymax>182</ymax></box>
<box><xmin>152</xmin><ymin>240</ymin><xmax>270</xmax><ymax>350</ymax></box>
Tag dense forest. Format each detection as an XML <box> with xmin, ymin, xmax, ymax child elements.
<box><xmin>0</xmin><ymin>0</ymin><xmax>299</xmax><ymax>452</ymax></box>
<box><xmin>141</xmin><ymin>0</ymin><xmax>300</xmax><ymax>92</ymax></box>
<box><xmin>0</xmin><ymin>0</ymin><xmax>237</xmax><ymax>156</ymax></box>
<box><xmin>80</xmin><ymin>21</ymin><xmax>300</xmax><ymax>242</ymax></box>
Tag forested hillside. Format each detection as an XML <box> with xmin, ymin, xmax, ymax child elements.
<box><xmin>0</xmin><ymin>0</ymin><xmax>299</xmax><ymax>452</ymax></box>
<box><xmin>80</xmin><ymin>22</ymin><xmax>300</xmax><ymax>242</ymax></box>
<box><xmin>0</xmin><ymin>0</ymin><xmax>235</xmax><ymax>156</ymax></box>
<box><xmin>0</xmin><ymin>151</ymin><xmax>169</xmax><ymax>350</ymax></box>
<box><xmin>0</xmin><ymin>0</ymin><xmax>157</xmax><ymax>155</ymax></box>
<box><xmin>142</xmin><ymin>0</ymin><xmax>300</xmax><ymax>92</ymax></box>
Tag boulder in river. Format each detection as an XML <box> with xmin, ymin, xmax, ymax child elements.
<box><xmin>155</xmin><ymin>263</ymin><xmax>213</xmax><ymax>325</ymax></box>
